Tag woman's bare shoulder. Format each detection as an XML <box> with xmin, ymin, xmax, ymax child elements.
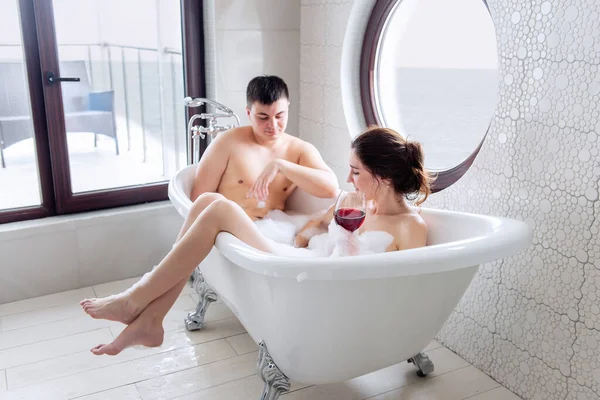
<box><xmin>388</xmin><ymin>210</ymin><xmax>428</xmax><ymax>251</ymax></box>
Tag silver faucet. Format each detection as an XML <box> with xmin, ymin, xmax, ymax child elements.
<box><xmin>184</xmin><ymin>97</ymin><xmax>241</xmax><ymax>164</ymax></box>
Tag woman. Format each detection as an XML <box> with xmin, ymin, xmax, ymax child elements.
<box><xmin>80</xmin><ymin>126</ymin><xmax>434</xmax><ymax>356</ymax></box>
<box><xmin>295</xmin><ymin>126</ymin><xmax>432</xmax><ymax>253</ymax></box>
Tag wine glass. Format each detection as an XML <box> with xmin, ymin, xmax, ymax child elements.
<box><xmin>334</xmin><ymin>190</ymin><xmax>367</xmax><ymax>232</ymax></box>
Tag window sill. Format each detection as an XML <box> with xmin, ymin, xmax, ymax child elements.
<box><xmin>0</xmin><ymin>201</ymin><xmax>176</xmax><ymax>242</ymax></box>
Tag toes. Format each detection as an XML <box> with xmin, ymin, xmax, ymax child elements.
<box><xmin>90</xmin><ymin>344</ymin><xmax>105</xmax><ymax>354</ymax></box>
<box><xmin>91</xmin><ymin>343</ymin><xmax>120</xmax><ymax>356</ymax></box>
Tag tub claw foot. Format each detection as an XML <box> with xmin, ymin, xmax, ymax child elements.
<box><xmin>408</xmin><ymin>352</ymin><xmax>434</xmax><ymax>377</ymax></box>
<box><xmin>189</xmin><ymin>268</ymin><xmax>201</xmax><ymax>287</ymax></box>
<box><xmin>185</xmin><ymin>270</ymin><xmax>217</xmax><ymax>331</ymax></box>
<box><xmin>258</xmin><ymin>341</ymin><xmax>290</xmax><ymax>400</ymax></box>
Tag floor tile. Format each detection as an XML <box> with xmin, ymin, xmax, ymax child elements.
<box><xmin>3</xmin><ymin>339</ymin><xmax>236</xmax><ymax>399</ymax></box>
<box><xmin>282</xmin><ymin>346</ymin><xmax>469</xmax><ymax>400</ymax></box>
<box><xmin>466</xmin><ymin>386</ymin><xmax>523</xmax><ymax>400</ymax></box>
<box><xmin>0</xmin><ymin>287</ymin><xmax>95</xmax><ymax>318</ymax></box>
<box><xmin>365</xmin><ymin>366</ymin><xmax>499</xmax><ymax>399</ymax></box>
<box><xmin>0</xmin><ymin>279</ymin><xmax>521</xmax><ymax>400</ymax></box>
<box><xmin>1</xmin><ymin>303</ymin><xmax>86</xmax><ymax>331</ymax></box>
<box><xmin>424</xmin><ymin>340</ymin><xmax>442</xmax><ymax>352</ymax></box>
<box><xmin>6</xmin><ymin>327</ymin><xmax>225</xmax><ymax>389</ymax></box>
<box><xmin>199</xmin><ymin>316</ymin><xmax>247</xmax><ymax>339</ymax></box>
<box><xmin>203</xmin><ymin>300</ymin><xmax>236</xmax><ymax>323</ymax></box>
<box><xmin>75</xmin><ymin>384</ymin><xmax>142</xmax><ymax>400</ymax></box>
<box><xmin>174</xmin><ymin>374</ymin><xmax>264</xmax><ymax>400</ymax></box>
<box><xmin>136</xmin><ymin>351</ymin><xmax>257</xmax><ymax>399</ymax></box>
<box><xmin>0</xmin><ymin>315</ymin><xmax>118</xmax><ymax>351</ymax></box>
<box><xmin>0</xmin><ymin>328</ymin><xmax>113</xmax><ymax>370</ymax></box>
<box><xmin>226</xmin><ymin>333</ymin><xmax>258</xmax><ymax>355</ymax></box>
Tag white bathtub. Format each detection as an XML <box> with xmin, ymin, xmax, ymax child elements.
<box><xmin>168</xmin><ymin>164</ymin><xmax>532</xmax><ymax>394</ymax></box>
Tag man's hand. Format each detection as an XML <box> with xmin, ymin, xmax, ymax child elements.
<box><xmin>246</xmin><ymin>160</ymin><xmax>281</xmax><ymax>201</ymax></box>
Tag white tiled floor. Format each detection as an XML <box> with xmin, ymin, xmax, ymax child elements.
<box><xmin>0</xmin><ymin>277</ymin><xmax>523</xmax><ymax>400</ymax></box>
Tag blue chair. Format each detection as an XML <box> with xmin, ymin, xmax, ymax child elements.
<box><xmin>87</xmin><ymin>90</ymin><xmax>119</xmax><ymax>155</ymax></box>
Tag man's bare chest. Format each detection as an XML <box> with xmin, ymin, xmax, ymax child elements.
<box><xmin>223</xmin><ymin>151</ymin><xmax>295</xmax><ymax>187</ymax></box>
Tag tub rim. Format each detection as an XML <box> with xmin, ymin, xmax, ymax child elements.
<box><xmin>213</xmin><ymin>207</ymin><xmax>531</xmax><ymax>281</ymax></box>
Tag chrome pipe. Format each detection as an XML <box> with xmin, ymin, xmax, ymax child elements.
<box><xmin>185</xmin><ymin>97</ymin><xmax>240</xmax><ymax>164</ymax></box>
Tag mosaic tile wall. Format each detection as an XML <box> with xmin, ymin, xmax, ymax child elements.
<box><xmin>299</xmin><ymin>0</ymin><xmax>600</xmax><ymax>399</ymax></box>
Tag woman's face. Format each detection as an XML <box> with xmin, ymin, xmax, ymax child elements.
<box><xmin>347</xmin><ymin>150</ymin><xmax>378</xmax><ymax>200</ymax></box>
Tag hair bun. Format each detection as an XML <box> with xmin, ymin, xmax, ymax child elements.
<box><xmin>406</xmin><ymin>141</ymin><xmax>423</xmax><ymax>168</ymax></box>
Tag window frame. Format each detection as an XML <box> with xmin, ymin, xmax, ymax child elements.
<box><xmin>0</xmin><ymin>0</ymin><xmax>206</xmax><ymax>224</ymax></box>
<box><xmin>359</xmin><ymin>0</ymin><xmax>492</xmax><ymax>193</ymax></box>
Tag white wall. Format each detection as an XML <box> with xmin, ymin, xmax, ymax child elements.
<box><xmin>0</xmin><ymin>203</ymin><xmax>181</xmax><ymax>304</ymax></box>
<box><xmin>211</xmin><ymin>0</ymin><xmax>301</xmax><ymax>136</ymax></box>
<box><xmin>299</xmin><ymin>0</ymin><xmax>362</xmax><ymax>185</ymax></box>
<box><xmin>300</xmin><ymin>0</ymin><xmax>600</xmax><ymax>399</ymax></box>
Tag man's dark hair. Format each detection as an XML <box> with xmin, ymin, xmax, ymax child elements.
<box><xmin>246</xmin><ymin>75</ymin><xmax>289</xmax><ymax>107</ymax></box>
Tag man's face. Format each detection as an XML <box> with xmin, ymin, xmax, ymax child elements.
<box><xmin>246</xmin><ymin>98</ymin><xmax>289</xmax><ymax>140</ymax></box>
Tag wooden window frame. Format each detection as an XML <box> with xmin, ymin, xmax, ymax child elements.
<box><xmin>0</xmin><ymin>0</ymin><xmax>206</xmax><ymax>224</ymax></box>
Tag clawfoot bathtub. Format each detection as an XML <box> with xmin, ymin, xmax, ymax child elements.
<box><xmin>168</xmin><ymin>164</ymin><xmax>532</xmax><ymax>399</ymax></box>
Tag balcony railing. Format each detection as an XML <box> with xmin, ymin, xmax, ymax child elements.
<box><xmin>0</xmin><ymin>42</ymin><xmax>184</xmax><ymax>171</ymax></box>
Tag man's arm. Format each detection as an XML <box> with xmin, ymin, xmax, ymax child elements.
<box><xmin>190</xmin><ymin>134</ymin><xmax>230</xmax><ymax>201</ymax></box>
<box><xmin>277</xmin><ymin>141</ymin><xmax>339</xmax><ymax>199</ymax></box>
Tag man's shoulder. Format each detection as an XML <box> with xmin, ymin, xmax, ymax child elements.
<box><xmin>285</xmin><ymin>134</ymin><xmax>317</xmax><ymax>152</ymax></box>
<box><xmin>216</xmin><ymin>125</ymin><xmax>252</xmax><ymax>143</ymax></box>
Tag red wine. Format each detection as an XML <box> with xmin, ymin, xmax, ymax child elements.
<box><xmin>335</xmin><ymin>207</ymin><xmax>366</xmax><ymax>232</ymax></box>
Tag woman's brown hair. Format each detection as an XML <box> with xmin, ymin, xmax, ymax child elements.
<box><xmin>351</xmin><ymin>126</ymin><xmax>435</xmax><ymax>206</ymax></box>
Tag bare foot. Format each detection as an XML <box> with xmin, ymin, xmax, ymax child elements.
<box><xmin>90</xmin><ymin>315</ymin><xmax>164</xmax><ymax>356</ymax></box>
<box><xmin>80</xmin><ymin>293</ymin><xmax>141</xmax><ymax>324</ymax></box>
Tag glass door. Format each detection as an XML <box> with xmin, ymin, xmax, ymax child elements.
<box><xmin>33</xmin><ymin>0</ymin><xmax>198</xmax><ymax>214</ymax></box>
<box><xmin>0</xmin><ymin>0</ymin><xmax>55</xmax><ymax>223</ymax></box>
<box><xmin>0</xmin><ymin>1</ymin><xmax>43</xmax><ymax>210</ymax></box>
<box><xmin>49</xmin><ymin>0</ymin><xmax>187</xmax><ymax>194</ymax></box>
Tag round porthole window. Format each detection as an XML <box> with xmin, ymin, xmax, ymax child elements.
<box><xmin>360</xmin><ymin>0</ymin><xmax>499</xmax><ymax>191</ymax></box>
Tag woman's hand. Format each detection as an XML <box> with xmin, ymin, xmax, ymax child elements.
<box><xmin>329</xmin><ymin>220</ymin><xmax>360</xmax><ymax>256</ymax></box>
<box><xmin>246</xmin><ymin>160</ymin><xmax>280</xmax><ymax>201</ymax></box>
<box><xmin>294</xmin><ymin>234</ymin><xmax>310</xmax><ymax>248</ymax></box>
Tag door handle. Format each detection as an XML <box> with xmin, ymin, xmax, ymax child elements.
<box><xmin>46</xmin><ymin>71</ymin><xmax>80</xmax><ymax>84</ymax></box>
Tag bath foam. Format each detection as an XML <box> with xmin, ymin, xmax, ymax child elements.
<box><xmin>254</xmin><ymin>211</ymin><xmax>393</xmax><ymax>258</ymax></box>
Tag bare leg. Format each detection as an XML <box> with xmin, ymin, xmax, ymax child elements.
<box><xmin>84</xmin><ymin>199</ymin><xmax>272</xmax><ymax>331</ymax></box>
<box><xmin>81</xmin><ymin>193</ymin><xmax>225</xmax><ymax>324</ymax></box>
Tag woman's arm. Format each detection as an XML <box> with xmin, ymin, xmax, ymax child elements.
<box><xmin>294</xmin><ymin>205</ymin><xmax>335</xmax><ymax>247</ymax></box>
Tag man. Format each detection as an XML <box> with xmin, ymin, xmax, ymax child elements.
<box><xmin>190</xmin><ymin>75</ymin><xmax>339</xmax><ymax>218</ymax></box>
<box><xmin>78</xmin><ymin>77</ymin><xmax>339</xmax><ymax>356</ymax></box>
